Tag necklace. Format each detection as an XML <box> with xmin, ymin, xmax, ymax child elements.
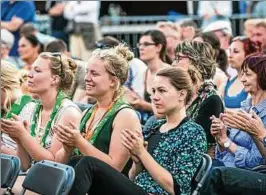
<box><xmin>83</xmin><ymin>103</ymin><xmax>114</xmax><ymax>140</ymax></box>
<box><xmin>30</xmin><ymin>90</ymin><xmax>67</xmax><ymax>147</ymax></box>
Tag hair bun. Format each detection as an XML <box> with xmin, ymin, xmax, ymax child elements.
<box><xmin>114</xmin><ymin>44</ymin><xmax>134</xmax><ymax>62</ymax></box>
<box><xmin>67</xmin><ymin>58</ymin><xmax>78</xmax><ymax>74</ymax></box>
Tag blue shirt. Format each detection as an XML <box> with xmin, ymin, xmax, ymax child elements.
<box><xmin>224</xmin><ymin>76</ymin><xmax>248</xmax><ymax>109</ymax></box>
<box><xmin>215</xmin><ymin>97</ymin><xmax>266</xmax><ymax>168</ymax></box>
<box><xmin>1</xmin><ymin>1</ymin><xmax>35</xmax><ymax>56</ymax></box>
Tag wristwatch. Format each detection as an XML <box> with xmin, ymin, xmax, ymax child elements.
<box><xmin>223</xmin><ymin>139</ymin><xmax>232</xmax><ymax>149</ymax></box>
<box><xmin>262</xmin><ymin>136</ymin><xmax>266</xmax><ymax>147</ymax></box>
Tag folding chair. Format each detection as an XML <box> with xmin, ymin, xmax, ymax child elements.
<box><xmin>191</xmin><ymin>154</ymin><xmax>212</xmax><ymax>195</ymax></box>
<box><xmin>1</xmin><ymin>154</ymin><xmax>21</xmax><ymax>195</ymax></box>
<box><xmin>19</xmin><ymin>160</ymin><xmax>75</xmax><ymax>195</ymax></box>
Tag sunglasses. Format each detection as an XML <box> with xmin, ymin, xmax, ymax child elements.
<box><xmin>94</xmin><ymin>42</ymin><xmax>113</xmax><ymax>49</ymax></box>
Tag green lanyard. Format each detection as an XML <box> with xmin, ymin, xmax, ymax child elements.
<box><xmin>30</xmin><ymin>91</ymin><xmax>67</xmax><ymax>147</ymax></box>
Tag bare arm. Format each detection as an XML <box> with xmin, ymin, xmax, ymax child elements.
<box><xmin>19</xmin><ymin>107</ymin><xmax>81</xmax><ymax>166</ymax></box>
<box><xmin>17</xmin><ymin>143</ymin><xmax>31</xmax><ymax>171</ymax></box>
<box><xmin>1</xmin><ymin>145</ymin><xmax>17</xmax><ymax>156</ymax></box>
<box><xmin>1</xmin><ymin>16</ymin><xmax>24</xmax><ymax>32</ymax></box>
<box><xmin>77</xmin><ymin>108</ymin><xmax>141</xmax><ymax>171</ymax></box>
<box><xmin>48</xmin><ymin>3</ymin><xmax>65</xmax><ymax>17</ymax></box>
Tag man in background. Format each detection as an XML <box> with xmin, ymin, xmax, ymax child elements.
<box><xmin>1</xmin><ymin>0</ymin><xmax>35</xmax><ymax>66</ymax></box>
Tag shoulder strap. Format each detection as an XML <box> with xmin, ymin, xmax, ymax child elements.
<box><xmin>79</xmin><ymin>106</ymin><xmax>94</xmax><ymax>133</ymax></box>
<box><xmin>103</xmin><ymin>104</ymin><xmax>132</xmax><ymax>130</ymax></box>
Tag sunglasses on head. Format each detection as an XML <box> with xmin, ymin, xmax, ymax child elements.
<box><xmin>94</xmin><ymin>42</ymin><xmax>113</xmax><ymax>49</ymax></box>
<box><xmin>51</xmin><ymin>53</ymin><xmax>63</xmax><ymax>76</ymax></box>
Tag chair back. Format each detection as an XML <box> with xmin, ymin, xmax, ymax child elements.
<box><xmin>191</xmin><ymin>154</ymin><xmax>212</xmax><ymax>195</ymax></box>
<box><xmin>1</xmin><ymin>153</ymin><xmax>21</xmax><ymax>189</ymax></box>
<box><xmin>20</xmin><ymin>160</ymin><xmax>75</xmax><ymax>195</ymax></box>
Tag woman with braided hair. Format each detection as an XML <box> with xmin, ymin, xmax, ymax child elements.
<box><xmin>173</xmin><ymin>41</ymin><xmax>224</xmax><ymax>158</ymax></box>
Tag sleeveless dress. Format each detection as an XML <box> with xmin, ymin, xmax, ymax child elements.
<box><xmin>224</xmin><ymin>76</ymin><xmax>248</xmax><ymax>109</ymax></box>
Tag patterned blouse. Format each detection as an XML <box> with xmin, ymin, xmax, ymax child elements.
<box><xmin>134</xmin><ymin>118</ymin><xmax>207</xmax><ymax>195</ymax></box>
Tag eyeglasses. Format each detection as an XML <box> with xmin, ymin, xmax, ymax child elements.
<box><xmin>174</xmin><ymin>55</ymin><xmax>190</xmax><ymax>63</ymax></box>
<box><xmin>136</xmin><ymin>42</ymin><xmax>157</xmax><ymax>48</ymax></box>
<box><xmin>51</xmin><ymin>53</ymin><xmax>63</xmax><ymax>76</ymax></box>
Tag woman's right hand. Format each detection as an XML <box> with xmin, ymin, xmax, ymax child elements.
<box><xmin>210</xmin><ymin>115</ymin><xmax>228</xmax><ymax>144</ymax></box>
<box><xmin>130</xmin><ymin>141</ymin><xmax>148</xmax><ymax>164</ymax></box>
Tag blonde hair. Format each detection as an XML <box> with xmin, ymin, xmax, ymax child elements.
<box><xmin>39</xmin><ymin>52</ymin><xmax>77</xmax><ymax>93</ymax></box>
<box><xmin>91</xmin><ymin>44</ymin><xmax>134</xmax><ymax>100</ymax></box>
<box><xmin>156</xmin><ymin>21</ymin><xmax>180</xmax><ymax>39</ymax></box>
<box><xmin>175</xmin><ymin>41</ymin><xmax>217</xmax><ymax>81</ymax></box>
<box><xmin>1</xmin><ymin>60</ymin><xmax>21</xmax><ymax>113</ymax></box>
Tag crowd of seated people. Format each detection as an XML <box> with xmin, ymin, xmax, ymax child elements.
<box><xmin>1</xmin><ymin>16</ymin><xmax>266</xmax><ymax>195</ymax></box>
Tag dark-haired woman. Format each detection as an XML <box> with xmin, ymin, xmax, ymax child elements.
<box><xmin>68</xmin><ymin>67</ymin><xmax>206</xmax><ymax>195</ymax></box>
<box><xmin>18</xmin><ymin>34</ymin><xmax>41</xmax><ymax>71</ymax></box>
<box><xmin>18</xmin><ymin>35</ymin><xmax>43</xmax><ymax>94</ymax></box>
<box><xmin>210</xmin><ymin>53</ymin><xmax>266</xmax><ymax>169</ymax></box>
<box><xmin>224</xmin><ymin>36</ymin><xmax>259</xmax><ymax>110</ymax></box>
<box><xmin>127</xmin><ymin>30</ymin><xmax>169</xmax><ymax>124</ymax></box>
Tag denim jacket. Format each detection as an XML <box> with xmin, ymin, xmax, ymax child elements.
<box><xmin>215</xmin><ymin>97</ymin><xmax>266</xmax><ymax>168</ymax></box>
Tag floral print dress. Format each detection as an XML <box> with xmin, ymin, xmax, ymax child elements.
<box><xmin>134</xmin><ymin>117</ymin><xmax>207</xmax><ymax>195</ymax></box>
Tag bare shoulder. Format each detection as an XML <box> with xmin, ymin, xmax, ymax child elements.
<box><xmin>115</xmin><ymin>107</ymin><xmax>139</xmax><ymax>122</ymax></box>
<box><xmin>113</xmin><ymin>107</ymin><xmax>141</xmax><ymax>130</ymax></box>
<box><xmin>59</xmin><ymin>104</ymin><xmax>82</xmax><ymax>125</ymax></box>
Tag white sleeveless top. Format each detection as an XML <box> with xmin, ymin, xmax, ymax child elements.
<box><xmin>2</xmin><ymin>99</ymin><xmax>81</xmax><ymax>150</ymax></box>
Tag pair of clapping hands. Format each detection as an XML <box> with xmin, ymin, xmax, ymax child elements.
<box><xmin>54</xmin><ymin>123</ymin><xmax>147</xmax><ymax>164</ymax></box>
<box><xmin>121</xmin><ymin>129</ymin><xmax>148</xmax><ymax>164</ymax></box>
<box><xmin>211</xmin><ymin>109</ymin><xmax>265</xmax><ymax>141</ymax></box>
<box><xmin>1</xmin><ymin>114</ymin><xmax>30</xmax><ymax>143</ymax></box>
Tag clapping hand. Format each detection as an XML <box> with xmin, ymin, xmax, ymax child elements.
<box><xmin>55</xmin><ymin>122</ymin><xmax>82</xmax><ymax>148</ymax></box>
<box><xmin>1</xmin><ymin>114</ymin><xmax>29</xmax><ymax>142</ymax></box>
<box><xmin>210</xmin><ymin>114</ymin><xmax>228</xmax><ymax>145</ymax></box>
<box><xmin>121</xmin><ymin>129</ymin><xmax>146</xmax><ymax>159</ymax></box>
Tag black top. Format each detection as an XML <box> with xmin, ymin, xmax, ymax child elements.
<box><xmin>187</xmin><ymin>82</ymin><xmax>224</xmax><ymax>144</ymax></box>
<box><xmin>50</xmin><ymin>1</ymin><xmax>68</xmax><ymax>31</ymax></box>
<box><xmin>147</xmin><ymin>117</ymin><xmax>189</xmax><ymax>154</ymax></box>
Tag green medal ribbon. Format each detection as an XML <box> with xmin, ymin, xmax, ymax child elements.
<box><xmin>74</xmin><ymin>97</ymin><xmax>129</xmax><ymax>155</ymax></box>
<box><xmin>30</xmin><ymin>91</ymin><xmax>67</xmax><ymax>147</ymax></box>
<box><xmin>3</xmin><ymin>95</ymin><xmax>33</xmax><ymax>119</ymax></box>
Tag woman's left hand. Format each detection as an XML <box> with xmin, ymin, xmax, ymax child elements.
<box><xmin>237</xmin><ymin>110</ymin><xmax>265</xmax><ymax>139</ymax></box>
<box><xmin>224</xmin><ymin>110</ymin><xmax>265</xmax><ymax>139</ymax></box>
<box><xmin>222</xmin><ymin>110</ymin><xmax>246</xmax><ymax>130</ymax></box>
<box><xmin>121</xmin><ymin>129</ymin><xmax>145</xmax><ymax>156</ymax></box>
<box><xmin>1</xmin><ymin>114</ymin><xmax>29</xmax><ymax>140</ymax></box>
<box><xmin>54</xmin><ymin>122</ymin><xmax>83</xmax><ymax>147</ymax></box>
